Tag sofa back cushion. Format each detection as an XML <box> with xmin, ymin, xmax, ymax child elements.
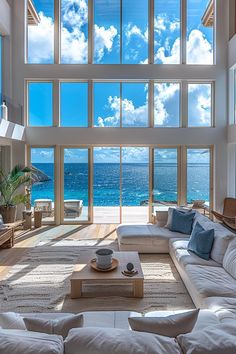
<box><xmin>23</xmin><ymin>314</ymin><xmax>84</xmax><ymax>339</ymax></box>
<box><xmin>188</xmin><ymin>222</ymin><xmax>214</xmax><ymax>260</ymax></box>
<box><xmin>0</xmin><ymin>329</ymin><xmax>64</xmax><ymax>354</ymax></box>
<box><xmin>177</xmin><ymin>324</ymin><xmax>236</xmax><ymax>354</ymax></box>
<box><xmin>170</xmin><ymin>209</ymin><xmax>195</xmax><ymax>235</ymax></box>
<box><xmin>64</xmin><ymin>327</ymin><xmax>181</xmax><ymax>354</ymax></box>
<box><xmin>223</xmin><ymin>238</ymin><xmax>236</xmax><ymax>279</ymax></box>
<box><xmin>128</xmin><ymin>309</ymin><xmax>199</xmax><ymax>337</ymax></box>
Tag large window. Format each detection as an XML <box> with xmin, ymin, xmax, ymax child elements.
<box><xmin>188</xmin><ymin>83</ymin><xmax>212</xmax><ymax>127</ymax></box>
<box><xmin>153</xmin><ymin>148</ymin><xmax>178</xmax><ymax>208</ymax></box>
<box><xmin>154</xmin><ymin>82</ymin><xmax>180</xmax><ymax>127</ymax></box>
<box><xmin>94</xmin><ymin>82</ymin><xmax>120</xmax><ymax>127</ymax></box>
<box><xmin>94</xmin><ymin>0</ymin><xmax>120</xmax><ymax>64</ymax></box>
<box><xmin>154</xmin><ymin>0</ymin><xmax>181</xmax><ymax>64</ymax></box>
<box><xmin>60</xmin><ymin>0</ymin><xmax>88</xmax><ymax>64</ymax></box>
<box><xmin>63</xmin><ymin>148</ymin><xmax>90</xmax><ymax>222</ymax></box>
<box><xmin>60</xmin><ymin>82</ymin><xmax>88</xmax><ymax>127</ymax></box>
<box><xmin>30</xmin><ymin>147</ymin><xmax>55</xmax><ymax>223</ymax></box>
<box><xmin>187</xmin><ymin>0</ymin><xmax>214</xmax><ymax>64</ymax></box>
<box><xmin>93</xmin><ymin>147</ymin><xmax>120</xmax><ymax>223</ymax></box>
<box><xmin>27</xmin><ymin>0</ymin><xmax>54</xmax><ymax>64</ymax></box>
<box><xmin>28</xmin><ymin>82</ymin><xmax>53</xmax><ymax>126</ymax></box>
<box><xmin>27</xmin><ymin>80</ymin><xmax>213</xmax><ymax>127</ymax></box>
<box><xmin>187</xmin><ymin>148</ymin><xmax>211</xmax><ymax>205</ymax></box>
<box><xmin>26</xmin><ymin>0</ymin><xmax>214</xmax><ymax>64</ymax></box>
<box><xmin>29</xmin><ymin>145</ymin><xmax>213</xmax><ymax>224</ymax></box>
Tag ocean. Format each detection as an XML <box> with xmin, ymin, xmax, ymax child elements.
<box><xmin>31</xmin><ymin>163</ymin><xmax>210</xmax><ymax>206</ymax></box>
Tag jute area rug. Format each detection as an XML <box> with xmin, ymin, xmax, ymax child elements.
<box><xmin>0</xmin><ymin>238</ymin><xmax>194</xmax><ymax>314</ymax></box>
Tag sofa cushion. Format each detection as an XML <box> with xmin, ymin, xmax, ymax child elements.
<box><xmin>223</xmin><ymin>238</ymin><xmax>236</xmax><ymax>279</ymax></box>
<box><xmin>117</xmin><ymin>224</ymin><xmax>190</xmax><ymax>245</ymax></box>
<box><xmin>188</xmin><ymin>222</ymin><xmax>214</xmax><ymax>260</ymax></box>
<box><xmin>128</xmin><ymin>309</ymin><xmax>199</xmax><ymax>337</ymax></box>
<box><xmin>202</xmin><ymin>297</ymin><xmax>236</xmax><ymax>315</ymax></box>
<box><xmin>0</xmin><ymin>329</ymin><xmax>64</xmax><ymax>354</ymax></box>
<box><xmin>170</xmin><ymin>209</ymin><xmax>195</xmax><ymax>234</ymax></box>
<box><xmin>185</xmin><ymin>264</ymin><xmax>236</xmax><ymax>300</ymax></box>
<box><xmin>177</xmin><ymin>324</ymin><xmax>236</xmax><ymax>354</ymax></box>
<box><xmin>170</xmin><ymin>246</ymin><xmax>221</xmax><ymax>268</ymax></box>
<box><xmin>0</xmin><ymin>313</ymin><xmax>26</xmax><ymax>330</ymax></box>
<box><xmin>23</xmin><ymin>314</ymin><xmax>84</xmax><ymax>339</ymax></box>
<box><xmin>64</xmin><ymin>327</ymin><xmax>181</xmax><ymax>354</ymax></box>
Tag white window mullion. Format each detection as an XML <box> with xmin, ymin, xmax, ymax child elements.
<box><xmin>149</xmin><ymin>81</ymin><xmax>154</xmax><ymax>127</ymax></box>
<box><xmin>54</xmin><ymin>0</ymin><xmax>60</xmax><ymax>64</ymax></box>
<box><xmin>120</xmin><ymin>0</ymin><xmax>123</xmax><ymax>64</ymax></box>
<box><xmin>88</xmin><ymin>0</ymin><xmax>94</xmax><ymax>64</ymax></box>
<box><xmin>88</xmin><ymin>80</ymin><xmax>93</xmax><ymax>127</ymax></box>
<box><xmin>181</xmin><ymin>81</ymin><xmax>188</xmax><ymax>128</ymax></box>
<box><xmin>53</xmin><ymin>80</ymin><xmax>60</xmax><ymax>127</ymax></box>
<box><xmin>181</xmin><ymin>0</ymin><xmax>187</xmax><ymax>65</ymax></box>
<box><xmin>149</xmin><ymin>0</ymin><xmax>154</xmax><ymax>64</ymax></box>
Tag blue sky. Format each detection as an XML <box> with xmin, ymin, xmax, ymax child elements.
<box><xmin>28</xmin><ymin>0</ymin><xmax>213</xmax><ymax>162</ymax></box>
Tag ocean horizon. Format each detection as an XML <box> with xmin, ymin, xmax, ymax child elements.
<box><xmin>31</xmin><ymin>162</ymin><xmax>210</xmax><ymax>206</ymax></box>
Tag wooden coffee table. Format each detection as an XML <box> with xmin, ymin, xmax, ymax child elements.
<box><xmin>70</xmin><ymin>251</ymin><xmax>144</xmax><ymax>299</ymax></box>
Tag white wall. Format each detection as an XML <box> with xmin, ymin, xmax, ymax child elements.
<box><xmin>10</xmin><ymin>0</ymin><xmax>229</xmax><ymax>212</ymax></box>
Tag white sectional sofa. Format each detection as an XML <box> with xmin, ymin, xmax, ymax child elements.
<box><xmin>117</xmin><ymin>210</ymin><xmax>236</xmax><ymax>313</ymax></box>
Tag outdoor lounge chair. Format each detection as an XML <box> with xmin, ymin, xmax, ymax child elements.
<box><xmin>64</xmin><ymin>199</ymin><xmax>83</xmax><ymax>217</ymax></box>
<box><xmin>211</xmin><ymin>197</ymin><xmax>236</xmax><ymax>230</ymax></box>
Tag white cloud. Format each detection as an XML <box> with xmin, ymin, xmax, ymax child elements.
<box><xmin>154</xmin><ymin>83</ymin><xmax>179</xmax><ymax>126</ymax></box>
<box><xmin>28</xmin><ymin>12</ymin><xmax>54</xmax><ymax>63</ymax></box>
<box><xmin>125</xmin><ymin>24</ymin><xmax>148</xmax><ymax>43</ymax></box>
<box><xmin>97</xmin><ymin>95</ymin><xmax>148</xmax><ymax>128</ymax></box>
<box><xmin>155</xmin><ymin>29</ymin><xmax>213</xmax><ymax>65</ymax></box>
<box><xmin>94</xmin><ymin>25</ymin><xmax>118</xmax><ymax>62</ymax></box>
<box><xmin>188</xmin><ymin>84</ymin><xmax>211</xmax><ymax>126</ymax></box>
<box><xmin>186</xmin><ymin>29</ymin><xmax>213</xmax><ymax>64</ymax></box>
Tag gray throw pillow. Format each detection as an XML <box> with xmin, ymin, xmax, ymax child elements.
<box><xmin>129</xmin><ymin>309</ymin><xmax>200</xmax><ymax>337</ymax></box>
<box><xmin>23</xmin><ymin>314</ymin><xmax>83</xmax><ymax>339</ymax></box>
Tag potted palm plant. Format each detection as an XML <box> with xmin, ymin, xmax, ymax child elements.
<box><xmin>0</xmin><ymin>165</ymin><xmax>32</xmax><ymax>223</ymax></box>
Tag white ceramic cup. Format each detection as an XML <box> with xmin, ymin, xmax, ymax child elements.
<box><xmin>95</xmin><ymin>249</ymin><xmax>113</xmax><ymax>269</ymax></box>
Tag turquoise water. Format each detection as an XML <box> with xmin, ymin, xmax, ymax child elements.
<box><xmin>31</xmin><ymin>163</ymin><xmax>210</xmax><ymax>206</ymax></box>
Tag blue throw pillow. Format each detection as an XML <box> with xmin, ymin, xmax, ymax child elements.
<box><xmin>170</xmin><ymin>209</ymin><xmax>195</xmax><ymax>234</ymax></box>
<box><xmin>188</xmin><ymin>222</ymin><xmax>215</xmax><ymax>260</ymax></box>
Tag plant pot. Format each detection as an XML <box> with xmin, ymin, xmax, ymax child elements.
<box><xmin>0</xmin><ymin>205</ymin><xmax>17</xmax><ymax>223</ymax></box>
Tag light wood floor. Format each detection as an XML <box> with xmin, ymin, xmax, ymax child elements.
<box><xmin>0</xmin><ymin>224</ymin><xmax>118</xmax><ymax>282</ymax></box>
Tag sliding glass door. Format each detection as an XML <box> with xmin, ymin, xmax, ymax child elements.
<box><xmin>187</xmin><ymin>148</ymin><xmax>211</xmax><ymax>206</ymax></box>
<box><xmin>93</xmin><ymin>148</ymin><xmax>121</xmax><ymax>223</ymax></box>
<box><xmin>63</xmin><ymin>148</ymin><xmax>91</xmax><ymax>222</ymax></box>
<box><xmin>122</xmin><ymin>147</ymin><xmax>149</xmax><ymax>223</ymax></box>
<box><xmin>153</xmin><ymin>148</ymin><xmax>178</xmax><ymax>213</ymax></box>
<box><xmin>30</xmin><ymin>147</ymin><xmax>55</xmax><ymax>223</ymax></box>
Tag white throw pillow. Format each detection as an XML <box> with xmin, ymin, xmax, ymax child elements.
<box><xmin>211</xmin><ymin>232</ymin><xmax>234</xmax><ymax>264</ymax></box>
<box><xmin>0</xmin><ymin>313</ymin><xmax>26</xmax><ymax>330</ymax></box>
<box><xmin>0</xmin><ymin>329</ymin><xmax>64</xmax><ymax>354</ymax></box>
<box><xmin>129</xmin><ymin>309</ymin><xmax>199</xmax><ymax>337</ymax></box>
<box><xmin>223</xmin><ymin>238</ymin><xmax>236</xmax><ymax>279</ymax></box>
<box><xmin>64</xmin><ymin>327</ymin><xmax>181</xmax><ymax>354</ymax></box>
<box><xmin>177</xmin><ymin>324</ymin><xmax>236</xmax><ymax>354</ymax></box>
<box><xmin>24</xmin><ymin>314</ymin><xmax>83</xmax><ymax>339</ymax></box>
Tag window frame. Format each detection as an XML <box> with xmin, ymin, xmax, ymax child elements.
<box><xmin>25</xmin><ymin>0</ymin><xmax>215</xmax><ymax>65</ymax></box>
